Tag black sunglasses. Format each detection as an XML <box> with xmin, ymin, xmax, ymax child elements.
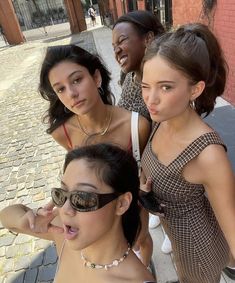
<box><xmin>51</xmin><ymin>187</ymin><xmax>120</xmax><ymax>212</ymax></box>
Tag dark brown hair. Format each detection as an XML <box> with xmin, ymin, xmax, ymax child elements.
<box><xmin>39</xmin><ymin>45</ymin><xmax>114</xmax><ymax>134</ymax></box>
<box><xmin>113</xmin><ymin>10</ymin><xmax>165</xmax><ymax>38</ymax></box>
<box><xmin>143</xmin><ymin>23</ymin><xmax>227</xmax><ymax>117</ymax></box>
<box><xmin>64</xmin><ymin>143</ymin><xmax>141</xmax><ymax>246</ymax></box>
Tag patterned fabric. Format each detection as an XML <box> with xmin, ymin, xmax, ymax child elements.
<box><xmin>141</xmin><ymin>123</ymin><xmax>229</xmax><ymax>283</ymax></box>
<box><xmin>118</xmin><ymin>72</ymin><xmax>151</xmax><ymax>121</ymax></box>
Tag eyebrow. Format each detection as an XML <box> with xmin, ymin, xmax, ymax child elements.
<box><xmin>61</xmin><ymin>180</ymin><xmax>98</xmax><ymax>190</ymax></box>
<box><xmin>141</xmin><ymin>80</ymin><xmax>175</xmax><ymax>85</ymax></box>
<box><xmin>52</xmin><ymin>70</ymin><xmax>82</xmax><ymax>88</ymax></box>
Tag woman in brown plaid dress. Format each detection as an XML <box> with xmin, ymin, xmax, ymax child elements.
<box><xmin>140</xmin><ymin>23</ymin><xmax>235</xmax><ymax>283</ymax></box>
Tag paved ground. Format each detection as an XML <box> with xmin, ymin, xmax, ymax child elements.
<box><xmin>0</xmin><ymin>21</ymin><xmax>234</xmax><ymax>283</ymax></box>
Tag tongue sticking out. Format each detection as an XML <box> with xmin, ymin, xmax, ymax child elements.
<box><xmin>64</xmin><ymin>225</ymin><xmax>79</xmax><ymax>240</ymax></box>
<box><xmin>69</xmin><ymin>226</ymin><xmax>78</xmax><ymax>233</ymax></box>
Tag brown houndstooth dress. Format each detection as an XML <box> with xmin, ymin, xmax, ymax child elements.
<box><xmin>141</xmin><ymin>123</ymin><xmax>230</xmax><ymax>283</ymax></box>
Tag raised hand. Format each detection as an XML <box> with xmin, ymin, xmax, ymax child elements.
<box><xmin>22</xmin><ymin>202</ymin><xmax>64</xmax><ymax>234</ymax></box>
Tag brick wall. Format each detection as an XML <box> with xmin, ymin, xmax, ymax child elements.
<box><xmin>172</xmin><ymin>0</ymin><xmax>202</xmax><ymax>26</ymax></box>
<box><xmin>213</xmin><ymin>1</ymin><xmax>235</xmax><ymax>104</ymax></box>
<box><xmin>137</xmin><ymin>0</ymin><xmax>145</xmax><ymax>10</ymax></box>
<box><xmin>172</xmin><ymin>0</ymin><xmax>235</xmax><ymax>105</ymax></box>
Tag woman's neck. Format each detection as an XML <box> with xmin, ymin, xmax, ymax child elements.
<box><xmin>77</xmin><ymin>102</ymin><xmax>112</xmax><ymax>135</ymax></box>
<box><xmin>82</xmin><ymin>233</ymin><xmax>129</xmax><ymax>265</ymax></box>
<box><xmin>161</xmin><ymin>107</ymin><xmax>203</xmax><ymax>138</ymax></box>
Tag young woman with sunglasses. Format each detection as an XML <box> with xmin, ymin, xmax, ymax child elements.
<box><xmin>38</xmin><ymin>44</ymin><xmax>152</xmax><ymax>267</ymax></box>
<box><xmin>0</xmin><ymin>143</ymin><xmax>155</xmax><ymax>283</ymax></box>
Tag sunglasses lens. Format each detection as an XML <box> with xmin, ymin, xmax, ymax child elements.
<box><xmin>51</xmin><ymin>188</ymin><xmax>66</xmax><ymax>207</ymax></box>
<box><xmin>71</xmin><ymin>192</ymin><xmax>98</xmax><ymax>211</ymax></box>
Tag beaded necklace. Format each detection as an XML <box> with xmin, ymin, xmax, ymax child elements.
<box><xmin>80</xmin><ymin>244</ymin><xmax>131</xmax><ymax>270</ymax></box>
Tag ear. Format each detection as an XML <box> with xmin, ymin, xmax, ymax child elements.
<box><xmin>93</xmin><ymin>69</ymin><xmax>102</xmax><ymax>88</ymax></box>
<box><xmin>144</xmin><ymin>31</ymin><xmax>155</xmax><ymax>47</ymax></box>
<box><xmin>115</xmin><ymin>192</ymin><xmax>132</xmax><ymax>216</ymax></box>
<box><xmin>190</xmin><ymin>80</ymin><xmax>205</xmax><ymax>101</ymax></box>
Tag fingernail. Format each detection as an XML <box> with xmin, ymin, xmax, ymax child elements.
<box><xmin>30</xmin><ymin>224</ymin><xmax>34</xmax><ymax>229</ymax></box>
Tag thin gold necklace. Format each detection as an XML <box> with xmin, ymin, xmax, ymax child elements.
<box><xmin>80</xmin><ymin>244</ymin><xmax>131</xmax><ymax>270</ymax></box>
<box><xmin>77</xmin><ymin>107</ymin><xmax>112</xmax><ymax>137</ymax></box>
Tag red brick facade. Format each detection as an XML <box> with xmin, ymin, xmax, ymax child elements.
<box><xmin>171</xmin><ymin>0</ymin><xmax>235</xmax><ymax>104</ymax></box>
<box><xmin>213</xmin><ymin>1</ymin><xmax>235</xmax><ymax>105</ymax></box>
<box><xmin>172</xmin><ymin>0</ymin><xmax>202</xmax><ymax>26</ymax></box>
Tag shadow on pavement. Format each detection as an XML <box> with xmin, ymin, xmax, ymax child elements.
<box><xmin>4</xmin><ymin>243</ymin><xmax>57</xmax><ymax>283</ymax></box>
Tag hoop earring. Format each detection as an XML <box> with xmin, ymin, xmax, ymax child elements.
<box><xmin>64</xmin><ymin>106</ymin><xmax>70</xmax><ymax>113</ymax></box>
<box><xmin>190</xmin><ymin>100</ymin><xmax>195</xmax><ymax>110</ymax></box>
<box><xmin>98</xmin><ymin>86</ymin><xmax>105</xmax><ymax>97</ymax></box>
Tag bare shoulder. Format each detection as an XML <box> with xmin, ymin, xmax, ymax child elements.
<box><xmin>113</xmin><ymin>106</ymin><xmax>132</xmax><ymax>120</ymax></box>
<box><xmin>51</xmin><ymin>117</ymin><xmax>75</xmax><ymax>150</ymax></box>
<box><xmin>195</xmin><ymin>142</ymin><xmax>234</xmax><ymax>185</ymax></box>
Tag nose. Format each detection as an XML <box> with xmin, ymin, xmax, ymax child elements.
<box><xmin>61</xmin><ymin>199</ymin><xmax>76</xmax><ymax>216</ymax></box>
<box><xmin>67</xmin><ymin>85</ymin><xmax>78</xmax><ymax>99</ymax></box>
<box><xmin>145</xmin><ymin>89</ymin><xmax>160</xmax><ymax>106</ymax></box>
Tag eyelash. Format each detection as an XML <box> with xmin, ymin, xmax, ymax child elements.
<box><xmin>55</xmin><ymin>78</ymin><xmax>81</xmax><ymax>94</ymax></box>
<box><xmin>162</xmin><ymin>85</ymin><xmax>172</xmax><ymax>91</ymax></box>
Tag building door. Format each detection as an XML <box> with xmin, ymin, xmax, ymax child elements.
<box><xmin>145</xmin><ymin>0</ymin><xmax>172</xmax><ymax>29</ymax></box>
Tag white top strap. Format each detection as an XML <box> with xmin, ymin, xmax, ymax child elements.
<box><xmin>131</xmin><ymin>111</ymin><xmax>141</xmax><ymax>175</ymax></box>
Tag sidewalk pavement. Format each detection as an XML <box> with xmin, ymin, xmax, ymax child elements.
<box><xmin>0</xmin><ymin>22</ymin><xmax>234</xmax><ymax>283</ymax></box>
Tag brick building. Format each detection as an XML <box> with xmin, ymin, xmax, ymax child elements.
<box><xmin>109</xmin><ymin>0</ymin><xmax>234</xmax><ymax>105</ymax></box>
<box><xmin>171</xmin><ymin>0</ymin><xmax>235</xmax><ymax>105</ymax></box>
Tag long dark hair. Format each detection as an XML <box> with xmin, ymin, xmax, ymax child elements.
<box><xmin>143</xmin><ymin>23</ymin><xmax>227</xmax><ymax>117</ymax></box>
<box><xmin>113</xmin><ymin>10</ymin><xmax>165</xmax><ymax>37</ymax></box>
<box><xmin>64</xmin><ymin>143</ymin><xmax>141</xmax><ymax>247</ymax></box>
<box><xmin>39</xmin><ymin>45</ymin><xmax>114</xmax><ymax>134</ymax></box>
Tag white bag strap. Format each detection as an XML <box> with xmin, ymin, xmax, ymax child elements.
<box><xmin>131</xmin><ymin>111</ymin><xmax>141</xmax><ymax>176</ymax></box>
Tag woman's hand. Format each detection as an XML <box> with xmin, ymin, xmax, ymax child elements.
<box><xmin>24</xmin><ymin>201</ymin><xmax>64</xmax><ymax>234</ymax></box>
<box><xmin>139</xmin><ymin>177</ymin><xmax>165</xmax><ymax>216</ymax></box>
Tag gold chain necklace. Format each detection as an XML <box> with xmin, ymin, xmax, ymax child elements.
<box><xmin>77</xmin><ymin>107</ymin><xmax>112</xmax><ymax>137</ymax></box>
<box><xmin>80</xmin><ymin>244</ymin><xmax>131</xmax><ymax>270</ymax></box>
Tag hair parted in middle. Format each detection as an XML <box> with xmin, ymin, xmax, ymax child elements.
<box><xmin>64</xmin><ymin>143</ymin><xmax>141</xmax><ymax>247</ymax></box>
<box><xmin>39</xmin><ymin>44</ymin><xmax>114</xmax><ymax>134</ymax></box>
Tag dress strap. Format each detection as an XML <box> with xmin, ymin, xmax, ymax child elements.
<box><xmin>172</xmin><ymin>131</ymin><xmax>226</xmax><ymax>173</ymax></box>
<box><xmin>149</xmin><ymin>122</ymin><xmax>160</xmax><ymax>141</ymax></box>
<box><xmin>62</xmin><ymin>123</ymin><xmax>73</xmax><ymax>149</ymax></box>
<box><xmin>54</xmin><ymin>240</ymin><xmax>66</xmax><ymax>280</ymax></box>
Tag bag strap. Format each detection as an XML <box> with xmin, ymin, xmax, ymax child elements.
<box><xmin>131</xmin><ymin>111</ymin><xmax>141</xmax><ymax>176</ymax></box>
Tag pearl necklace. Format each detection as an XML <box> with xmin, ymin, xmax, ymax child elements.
<box><xmin>77</xmin><ymin>107</ymin><xmax>112</xmax><ymax>137</ymax></box>
<box><xmin>80</xmin><ymin>244</ymin><xmax>131</xmax><ymax>270</ymax></box>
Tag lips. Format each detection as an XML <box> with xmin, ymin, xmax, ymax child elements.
<box><xmin>72</xmin><ymin>99</ymin><xmax>85</xmax><ymax>108</ymax></box>
<box><xmin>148</xmin><ymin>107</ymin><xmax>159</xmax><ymax>115</ymax></box>
<box><xmin>63</xmin><ymin>224</ymin><xmax>79</xmax><ymax>240</ymax></box>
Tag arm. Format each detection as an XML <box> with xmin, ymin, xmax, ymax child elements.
<box><xmin>198</xmin><ymin>145</ymin><xmax>235</xmax><ymax>258</ymax></box>
<box><xmin>0</xmin><ymin>204</ymin><xmax>63</xmax><ymax>241</ymax></box>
